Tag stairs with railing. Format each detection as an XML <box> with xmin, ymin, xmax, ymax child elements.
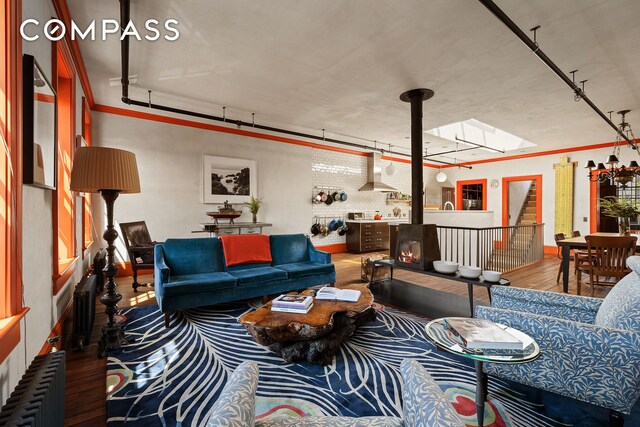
<box><xmin>437</xmin><ymin>222</ymin><xmax>545</xmax><ymax>273</ymax></box>
<box><xmin>485</xmin><ymin>182</ymin><xmax>540</xmax><ymax>271</ymax></box>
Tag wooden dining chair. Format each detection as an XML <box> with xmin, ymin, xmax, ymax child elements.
<box><xmin>554</xmin><ymin>232</ymin><xmax>590</xmax><ymax>284</ymax></box>
<box><xmin>554</xmin><ymin>233</ymin><xmax>567</xmax><ymax>283</ymax></box>
<box><xmin>578</xmin><ymin>235</ymin><xmax>637</xmax><ymax>296</ymax></box>
<box><xmin>570</xmin><ymin>230</ymin><xmax>594</xmax><ymax>282</ymax></box>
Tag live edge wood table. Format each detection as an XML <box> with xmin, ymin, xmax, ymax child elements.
<box><xmin>239</xmin><ymin>283</ymin><xmax>376</xmax><ymax>365</ymax></box>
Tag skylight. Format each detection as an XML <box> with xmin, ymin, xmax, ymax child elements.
<box><xmin>426</xmin><ymin>118</ymin><xmax>536</xmax><ymax>152</ymax></box>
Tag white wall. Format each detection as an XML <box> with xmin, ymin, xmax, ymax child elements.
<box><xmin>0</xmin><ymin>0</ymin><xmax>93</xmax><ymax>406</ymax></box>
<box><xmin>440</xmin><ymin>145</ymin><xmax>634</xmax><ymax>246</ymax></box>
<box><xmin>92</xmin><ymin>111</ymin><xmax>442</xmax><ymax>254</ymax></box>
<box><xmin>93</xmin><ymin>112</ymin><xmax>314</xmax><ymax>262</ymax></box>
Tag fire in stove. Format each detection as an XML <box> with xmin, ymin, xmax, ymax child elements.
<box><xmin>398</xmin><ymin>240</ymin><xmax>422</xmax><ymax>264</ymax></box>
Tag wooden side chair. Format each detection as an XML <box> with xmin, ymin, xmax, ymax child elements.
<box><xmin>571</xmin><ymin>230</ymin><xmax>594</xmax><ymax>284</ymax></box>
<box><xmin>120</xmin><ymin>221</ymin><xmax>162</xmax><ymax>291</ymax></box>
<box><xmin>554</xmin><ymin>233</ymin><xmax>567</xmax><ymax>283</ymax></box>
<box><xmin>578</xmin><ymin>235</ymin><xmax>637</xmax><ymax>296</ymax></box>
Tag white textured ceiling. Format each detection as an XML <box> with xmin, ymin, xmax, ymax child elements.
<box><xmin>67</xmin><ymin>0</ymin><xmax>640</xmax><ymax>162</ymax></box>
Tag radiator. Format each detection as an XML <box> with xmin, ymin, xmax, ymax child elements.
<box><xmin>0</xmin><ymin>351</ymin><xmax>65</xmax><ymax>427</ymax></box>
<box><xmin>93</xmin><ymin>249</ymin><xmax>106</xmax><ymax>293</ymax></box>
<box><xmin>72</xmin><ymin>274</ymin><xmax>97</xmax><ymax>351</ymax></box>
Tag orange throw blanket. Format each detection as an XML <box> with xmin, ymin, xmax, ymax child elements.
<box><xmin>220</xmin><ymin>234</ymin><xmax>272</xmax><ymax>267</ymax></box>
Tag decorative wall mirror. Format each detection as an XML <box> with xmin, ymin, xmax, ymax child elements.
<box><xmin>23</xmin><ymin>54</ymin><xmax>57</xmax><ymax>189</ymax></box>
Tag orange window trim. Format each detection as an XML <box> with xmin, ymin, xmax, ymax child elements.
<box><xmin>0</xmin><ymin>308</ymin><xmax>29</xmax><ymax>363</ymax></box>
<box><xmin>52</xmin><ymin>40</ymin><xmax>77</xmax><ymax>294</ymax></box>
<box><xmin>83</xmin><ymin>194</ymin><xmax>93</xmax><ymax>251</ymax></box>
<box><xmin>455</xmin><ymin>179</ymin><xmax>488</xmax><ymax>211</ymax></box>
<box><xmin>51</xmin><ymin>0</ymin><xmax>95</xmax><ymax>107</ymax></box>
<box><xmin>1</xmin><ymin>0</ymin><xmax>26</xmax><ymax>365</ymax></box>
<box><xmin>53</xmin><ymin>258</ymin><xmax>77</xmax><ymax>295</ymax></box>
<box><xmin>81</xmin><ymin>97</ymin><xmax>92</xmax><ymax>251</ymax></box>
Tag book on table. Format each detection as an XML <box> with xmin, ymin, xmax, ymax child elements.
<box><xmin>315</xmin><ymin>286</ymin><xmax>361</xmax><ymax>302</ymax></box>
<box><xmin>271</xmin><ymin>303</ymin><xmax>313</xmax><ymax>314</ymax></box>
<box><xmin>444</xmin><ymin>318</ymin><xmax>524</xmax><ymax>350</ymax></box>
<box><xmin>271</xmin><ymin>294</ymin><xmax>313</xmax><ymax>310</ymax></box>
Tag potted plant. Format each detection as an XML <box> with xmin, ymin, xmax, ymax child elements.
<box><xmin>245</xmin><ymin>195</ymin><xmax>263</xmax><ymax>224</ymax></box>
<box><xmin>598</xmin><ymin>196</ymin><xmax>640</xmax><ymax>236</ymax></box>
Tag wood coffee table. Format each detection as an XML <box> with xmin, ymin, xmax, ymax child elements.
<box><xmin>239</xmin><ymin>283</ymin><xmax>376</xmax><ymax>365</ymax></box>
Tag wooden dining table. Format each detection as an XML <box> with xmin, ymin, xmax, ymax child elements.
<box><xmin>557</xmin><ymin>232</ymin><xmax>639</xmax><ymax>293</ymax></box>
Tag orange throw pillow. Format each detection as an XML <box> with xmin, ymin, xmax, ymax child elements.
<box><xmin>220</xmin><ymin>234</ymin><xmax>272</xmax><ymax>267</ymax></box>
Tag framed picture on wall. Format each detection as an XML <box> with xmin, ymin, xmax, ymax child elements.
<box><xmin>23</xmin><ymin>54</ymin><xmax>57</xmax><ymax>189</ymax></box>
<box><xmin>203</xmin><ymin>155</ymin><xmax>257</xmax><ymax>204</ymax></box>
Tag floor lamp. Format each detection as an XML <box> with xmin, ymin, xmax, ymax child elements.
<box><xmin>70</xmin><ymin>146</ymin><xmax>141</xmax><ymax>357</ymax></box>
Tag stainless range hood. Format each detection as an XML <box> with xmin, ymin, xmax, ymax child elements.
<box><xmin>358</xmin><ymin>152</ymin><xmax>397</xmax><ymax>192</ymax></box>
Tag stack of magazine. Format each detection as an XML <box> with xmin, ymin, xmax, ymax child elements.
<box><xmin>271</xmin><ymin>295</ymin><xmax>314</xmax><ymax>314</ymax></box>
<box><xmin>444</xmin><ymin>318</ymin><xmax>524</xmax><ymax>351</ymax></box>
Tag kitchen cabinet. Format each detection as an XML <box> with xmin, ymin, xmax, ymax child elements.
<box><xmin>346</xmin><ymin>221</ymin><xmax>390</xmax><ymax>253</ymax></box>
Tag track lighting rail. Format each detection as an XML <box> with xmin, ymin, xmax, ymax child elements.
<box><xmin>423</xmin><ymin>157</ymin><xmax>473</xmax><ymax>169</ymax></box>
<box><xmin>423</xmin><ymin>146</ymin><xmax>479</xmax><ymax>158</ymax></box>
<box><xmin>477</xmin><ymin>0</ymin><xmax>635</xmax><ymax>148</ymax></box>
<box><xmin>454</xmin><ymin>137</ymin><xmax>505</xmax><ymax>154</ymax></box>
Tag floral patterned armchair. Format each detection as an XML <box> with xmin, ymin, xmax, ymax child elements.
<box><xmin>206</xmin><ymin>359</ymin><xmax>464</xmax><ymax>427</ymax></box>
<box><xmin>475</xmin><ymin>256</ymin><xmax>640</xmax><ymax>427</ymax></box>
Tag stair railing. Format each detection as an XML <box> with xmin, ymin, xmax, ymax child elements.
<box><xmin>436</xmin><ymin>223</ymin><xmax>545</xmax><ymax>272</ymax></box>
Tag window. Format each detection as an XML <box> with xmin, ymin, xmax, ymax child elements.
<box><xmin>1</xmin><ymin>0</ymin><xmax>26</xmax><ymax>365</ymax></box>
<box><xmin>52</xmin><ymin>41</ymin><xmax>77</xmax><ymax>294</ymax></box>
<box><xmin>81</xmin><ymin>98</ymin><xmax>92</xmax><ymax>252</ymax></box>
<box><xmin>595</xmin><ymin>175</ymin><xmax>640</xmax><ymax>233</ymax></box>
<box><xmin>456</xmin><ymin>179</ymin><xmax>487</xmax><ymax>211</ymax></box>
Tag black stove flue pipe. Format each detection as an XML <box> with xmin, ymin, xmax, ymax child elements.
<box><xmin>400</xmin><ymin>89</ymin><xmax>434</xmax><ymax>225</ymax></box>
<box><xmin>119</xmin><ymin>0</ymin><xmax>130</xmax><ymax>101</ymax></box>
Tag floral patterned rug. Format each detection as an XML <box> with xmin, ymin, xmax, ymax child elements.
<box><xmin>106</xmin><ymin>303</ymin><xmax>638</xmax><ymax>426</ymax></box>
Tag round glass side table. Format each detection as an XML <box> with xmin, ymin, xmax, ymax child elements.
<box><xmin>425</xmin><ymin>317</ymin><xmax>540</xmax><ymax>427</ymax></box>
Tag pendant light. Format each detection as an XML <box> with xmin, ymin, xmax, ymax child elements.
<box><xmin>585</xmin><ymin>110</ymin><xmax>639</xmax><ymax>186</ymax></box>
<box><xmin>385</xmin><ymin>144</ymin><xmax>396</xmax><ymax>176</ymax></box>
<box><xmin>436</xmin><ymin>170</ymin><xmax>447</xmax><ymax>183</ymax></box>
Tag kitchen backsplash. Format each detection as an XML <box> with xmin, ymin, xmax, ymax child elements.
<box><xmin>310</xmin><ymin>148</ymin><xmax>441</xmax><ymax>246</ymax></box>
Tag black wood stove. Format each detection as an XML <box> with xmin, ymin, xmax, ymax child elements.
<box><xmin>395</xmin><ymin>224</ymin><xmax>441</xmax><ymax>271</ymax></box>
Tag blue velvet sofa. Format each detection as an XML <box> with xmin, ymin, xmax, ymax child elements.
<box><xmin>154</xmin><ymin>234</ymin><xmax>336</xmax><ymax>326</ymax></box>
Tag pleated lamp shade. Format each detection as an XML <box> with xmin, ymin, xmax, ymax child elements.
<box><xmin>70</xmin><ymin>147</ymin><xmax>140</xmax><ymax>193</ymax></box>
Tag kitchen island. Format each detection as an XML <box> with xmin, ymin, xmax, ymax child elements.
<box><xmin>422</xmin><ymin>209</ymin><xmax>494</xmax><ymax>228</ymax></box>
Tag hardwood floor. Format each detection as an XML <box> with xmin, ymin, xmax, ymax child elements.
<box><xmin>62</xmin><ymin>252</ymin><xmax>608</xmax><ymax>426</ymax></box>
